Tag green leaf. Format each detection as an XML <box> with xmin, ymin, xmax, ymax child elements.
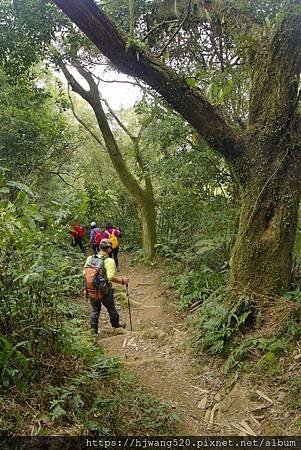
<box><xmin>51</xmin><ymin>405</ymin><xmax>67</xmax><ymax>419</ymax></box>
<box><xmin>185</xmin><ymin>77</ymin><xmax>197</xmax><ymax>88</ymax></box>
<box><xmin>7</xmin><ymin>181</ymin><xmax>34</xmax><ymax>197</ymax></box>
<box><xmin>23</xmin><ymin>274</ymin><xmax>30</xmax><ymax>284</ymax></box>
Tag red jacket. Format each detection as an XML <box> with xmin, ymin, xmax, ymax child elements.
<box><xmin>70</xmin><ymin>224</ymin><xmax>85</xmax><ymax>238</ymax></box>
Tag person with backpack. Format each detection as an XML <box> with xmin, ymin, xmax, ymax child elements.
<box><xmin>70</xmin><ymin>223</ymin><xmax>86</xmax><ymax>254</ymax></box>
<box><xmin>89</xmin><ymin>221</ymin><xmax>103</xmax><ymax>255</ymax></box>
<box><xmin>83</xmin><ymin>238</ymin><xmax>129</xmax><ymax>335</ymax></box>
<box><xmin>102</xmin><ymin>223</ymin><xmax>121</xmax><ymax>271</ymax></box>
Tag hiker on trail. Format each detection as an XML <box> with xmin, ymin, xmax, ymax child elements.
<box><xmin>89</xmin><ymin>221</ymin><xmax>103</xmax><ymax>255</ymax></box>
<box><xmin>70</xmin><ymin>223</ymin><xmax>86</xmax><ymax>254</ymax></box>
<box><xmin>102</xmin><ymin>223</ymin><xmax>121</xmax><ymax>271</ymax></box>
<box><xmin>83</xmin><ymin>238</ymin><xmax>129</xmax><ymax>335</ymax></box>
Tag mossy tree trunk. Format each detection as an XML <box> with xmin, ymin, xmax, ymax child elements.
<box><xmin>229</xmin><ymin>6</ymin><xmax>301</xmax><ymax>292</ymax></box>
<box><xmin>229</xmin><ymin>148</ymin><xmax>301</xmax><ymax>292</ymax></box>
<box><xmin>52</xmin><ymin>0</ymin><xmax>301</xmax><ymax>294</ymax></box>
<box><xmin>140</xmin><ymin>186</ymin><xmax>157</xmax><ymax>260</ymax></box>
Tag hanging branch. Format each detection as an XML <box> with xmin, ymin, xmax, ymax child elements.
<box><xmin>47</xmin><ymin>171</ymin><xmax>77</xmax><ymax>189</ymax></box>
<box><xmin>67</xmin><ymin>84</ymin><xmax>106</xmax><ymax>151</ymax></box>
<box><xmin>142</xmin><ymin>19</ymin><xmax>179</xmax><ymax>42</ymax></box>
<box><xmin>129</xmin><ymin>0</ymin><xmax>135</xmax><ymax>38</ymax></box>
<box><xmin>101</xmin><ymin>97</ymin><xmax>136</xmax><ymax>142</ymax></box>
<box><xmin>158</xmin><ymin>0</ymin><xmax>193</xmax><ymax>57</ymax></box>
<box><xmin>92</xmin><ymin>75</ymin><xmax>138</xmax><ymax>85</ymax></box>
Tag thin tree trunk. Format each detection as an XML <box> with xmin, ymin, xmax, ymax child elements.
<box><xmin>140</xmin><ymin>192</ymin><xmax>157</xmax><ymax>260</ymax></box>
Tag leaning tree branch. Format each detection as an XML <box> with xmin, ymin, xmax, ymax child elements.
<box><xmin>58</xmin><ymin>59</ymin><xmax>91</xmax><ymax>103</ymax></box>
<box><xmin>48</xmin><ymin>171</ymin><xmax>77</xmax><ymax>189</ymax></box>
<box><xmin>101</xmin><ymin>95</ymin><xmax>152</xmax><ymax>186</ymax></box>
<box><xmin>60</xmin><ymin>57</ymin><xmax>148</xmax><ymax>205</ymax></box>
<box><xmin>72</xmin><ymin>60</ymin><xmax>153</xmax><ymax>192</ymax></box>
<box><xmin>51</xmin><ymin>0</ymin><xmax>243</xmax><ymax>161</ymax></box>
<box><xmin>101</xmin><ymin>97</ymin><xmax>137</xmax><ymax>142</ymax></box>
<box><xmin>67</xmin><ymin>86</ymin><xmax>107</xmax><ymax>151</ymax></box>
<box><xmin>69</xmin><ymin>62</ymin><xmax>140</xmax><ymax>144</ymax></box>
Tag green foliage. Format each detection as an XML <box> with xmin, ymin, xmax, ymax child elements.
<box><xmin>0</xmin><ymin>0</ymin><xmax>64</xmax><ymax>78</ymax></box>
<box><xmin>283</xmin><ymin>288</ymin><xmax>301</xmax><ymax>304</ymax></box>
<box><xmin>174</xmin><ymin>265</ymin><xmax>226</xmax><ymax>310</ymax></box>
<box><xmin>2</xmin><ymin>0</ymin><xmax>300</xmax><ymax>432</ymax></box>
<box><xmin>46</xmin><ymin>362</ymin><xmax>178</xmax><ymax>434</ymax></box>
<box><xmin>192</xmin><ymin>291</ymin><xmax>253</xmax><ymax>355</ymax></box>
<box><xmin>0</xmin><ymin>172</ymin><xmax>178</xmax><ymax>435</ymax></box>
<box><xmin>0</xmin><ymin>337</ymin><xmax>30</xmax><ymax>390</ymax></box>
<box><xmin>141</xmin><ymin>99</ymin><xmax>238</xmax><ymax>256</ymax></box>
<box><xmin>0</xmin><ymin>172</ymin><xmax>83</xmax><ymax>389</ymax></box>
<box><xmin>223</xmin><ymin>336</ymin><xmax>290</xmax><ymax>373</ymax></box>
<box><xmin>0</xmin><ymin>67</ymin><xmax>76</xmax><ymax>192</ymax></box>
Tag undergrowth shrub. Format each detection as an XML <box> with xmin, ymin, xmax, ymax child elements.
<box><xmin>0</xmin><ymin>178</ymin><xmax>96</xmax><ymax>390</ymax></box>
<box><xmin>46</xmin><ymin>360</ymin><xmax>179</xmax><ymax>435</ymax></box>
<box><xmin>223</xmin><ymin>286</ymin><xmax>301</xmax><ymax>373</ymax></box>
<box><xmin>174</xmin><ymin>264</ymin><xmax>226</xmax><ymax>309</ymax></box>
<box><xmin>191</xmin><ymin>290</ymin><xmax>254</xmax><ymax>355</ymax></box>
<box><xmin>223</xmin><ymin>336</ymin><xmax>290</xmax><ymax>373</ymax></box>
<box><xmin>161</xmin><ymin>233</ymin><xmax>231</xmax><ymax>312</ymax></box>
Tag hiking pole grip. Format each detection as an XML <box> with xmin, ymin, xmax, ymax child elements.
<box><xmin>125</xmin><ymin>284</ymin><xmax>133</xmax><ymax>331</ymax></box>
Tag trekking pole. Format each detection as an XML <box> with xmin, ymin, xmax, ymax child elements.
<box><xmin>125</xmin><ymin>284</ymin><xmax>133</xmax><ymax>331</ymax></box>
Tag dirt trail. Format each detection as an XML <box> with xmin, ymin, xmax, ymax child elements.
<box><xmin>96</xmin><ymin>255</ymin><xmax>298</xmax><ymax>436</ymax></box>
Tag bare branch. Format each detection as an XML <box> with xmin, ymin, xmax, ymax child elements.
<box><xmin>141</xmin><ymin>19</ymin><xmax>179</xmax><ymax>42</ymax></box>
<box><xmin>101</xmin><ymin>97</ymin><xmax>137</xmax><ymax>142</ymax></box>
<box><xmin>67</xmin><ymin>86</ymin><xmax>106</xmax><ymax>151</ymax></box>
<box><xmin>48</xmin><ymin>170</ymin><xmax>77</xmax><ymax>189</ymax></box>
<box><xmin>158</xmin><ymin>0</ymin><xmax>193</xmax><ymax>57</ymax></box>
<box><xmin>93</xmin><ymin>75</ymin><xmax>138</xmax><ymax>86</ymax></box>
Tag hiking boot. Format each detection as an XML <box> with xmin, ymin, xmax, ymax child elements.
<box><xmin>117</xmin><ymin>321</ymin><xmax>126</xmax><ymax>329</ymax></box>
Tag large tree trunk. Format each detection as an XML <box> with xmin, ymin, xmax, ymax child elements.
<box><xmin>229</xmin><ymin>147</ymin><xmax>301</xmax><ymax>293</ymax></box>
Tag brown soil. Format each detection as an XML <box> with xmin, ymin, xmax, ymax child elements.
<box><xmin>94</xmin><ymin>255</ymin><xmax>301</xmax><ymax>436</ymax></box>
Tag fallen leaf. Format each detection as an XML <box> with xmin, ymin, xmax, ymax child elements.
<box><xmin>256</xmin><ymin>390</ymin><xmax>274</xmax><ymax>404</ymax></box>
<box><xmin>197</xmin><ymin>395</ymin><xmax>208</xmax><ymax>410</ymax></box>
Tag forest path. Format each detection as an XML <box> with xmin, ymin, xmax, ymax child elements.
<box><xmin>95</xmin><ymin>254</ymin><xmax>294</xmax><ymax>436</ymax></box>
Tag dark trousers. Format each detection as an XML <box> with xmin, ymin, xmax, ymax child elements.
<box><xmin>90</xmin><ymin>289</ymin><xmax>120</xmax><ymax>333</ymax></box>
<box><xmin>111</xmin><ymin>247</ymin><xmax>119</xmax><ymax>268</ymax></box>
<box><xmin>92</xmin><ymin>243</ymin><xmax>100</xmax><ymax>255</ymax></box>
<box><xmin>75</xmin><ymin>237</ymin><xmax>86</xmax><ymax>254</ymax></box>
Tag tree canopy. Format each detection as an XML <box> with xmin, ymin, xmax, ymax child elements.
<box><xmin>51</xmin><ymin>0</ymin><xmax>301</xmax><ymax>294</ymax></box>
